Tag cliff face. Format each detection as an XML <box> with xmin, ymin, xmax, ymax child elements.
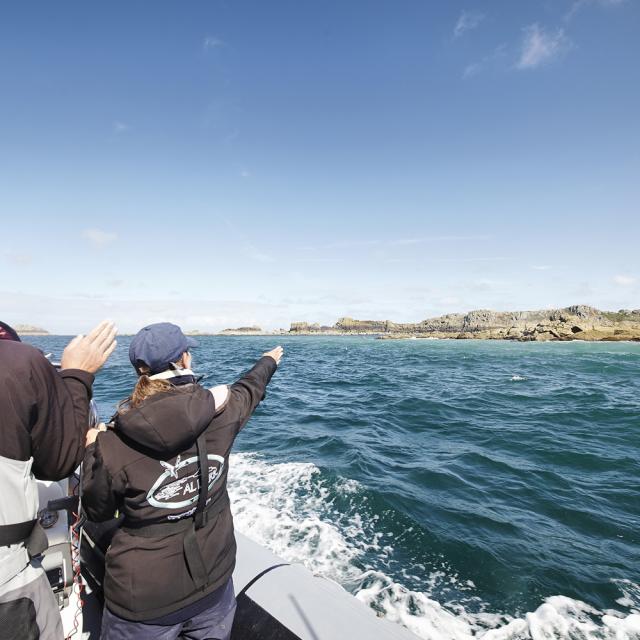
<box><xmin>335</xmin><ymin>317</ymin><xmax>393</xmax><ymax>332</ymax></box>
<box><xmin>289</xmin><ymin>322</ymin><xmax>337</xmax><ymax>333</ymax></box>
<box><xmin>289</xmin><ymin>307</ymin><xmax>640</xmax><ymax>341</ymax></box>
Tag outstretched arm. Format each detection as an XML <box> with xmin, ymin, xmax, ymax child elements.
<box><xmin>227</xmin><ymin>347</ymin><xmax>283</xmax><ymax>433</ymax></box>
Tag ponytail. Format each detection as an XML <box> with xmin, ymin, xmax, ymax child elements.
<box><xmin>118</xmin><ymin>368</ymin><xmax>172</xmax><ymax>414</ymax></box>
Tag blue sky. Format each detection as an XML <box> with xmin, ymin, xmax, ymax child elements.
<box><xmin>1</xmin><ymin>0</ymin><xmax>639</xmax><ymax>332</ymax></box>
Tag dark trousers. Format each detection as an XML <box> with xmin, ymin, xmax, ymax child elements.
<box><xmin>100</xmin><ymin>580</ymin><xmax>236</xmax><ymax>640</ymax></box>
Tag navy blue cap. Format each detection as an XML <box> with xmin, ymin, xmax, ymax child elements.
<box><xmin>129</xmin><ymin>323</ymin><xmax>198</xmax><ymax>375</ymax></box>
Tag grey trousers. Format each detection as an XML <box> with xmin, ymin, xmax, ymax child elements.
<box><xmin>0</xmin><ymin>563</ymin><xmax>63</xmax><ymax>640</ymax></box>
<box><xmin>100</xmin><ymin>584</ymin><xmax>236</xmax><ymax>640</ymax></box>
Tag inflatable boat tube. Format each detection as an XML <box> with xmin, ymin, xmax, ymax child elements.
<box><xmin>232</xmin><ymin>532</ymin><xmax>419</xmax><ymax>640</ymax></box>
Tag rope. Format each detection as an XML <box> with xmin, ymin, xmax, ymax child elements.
<box><xmin>65</xmin><ymin>477</ymin><xmax>85</xmax><ymax>640</ymax></box>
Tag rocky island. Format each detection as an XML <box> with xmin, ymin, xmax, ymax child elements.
<box><xmin>220</xmin><ymin>326</ymin><xmax>264</xmax><ymax>335</ymax></box>
<box><xmin>288</xmin><ymin>306</ymin><xmax>640</xmax><ymax>341</ymax></box>
<box><xmin>13</xmin><ymin>324</ymin><xmax>50</xmax><ymax>336</ymax></box>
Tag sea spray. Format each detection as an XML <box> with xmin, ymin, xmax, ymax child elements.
<box><xmin>228</xmin><ymin>452</ymin><xmax>640</xmax><ymax>640</ymax></box>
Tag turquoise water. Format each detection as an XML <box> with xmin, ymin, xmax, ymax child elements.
<box><xmin>27</xmin><ymin>336</ymin><xmax>640</xmax><ymax>638</ymax></box>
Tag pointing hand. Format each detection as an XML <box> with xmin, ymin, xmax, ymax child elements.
<box><xmin>263</xmin><ymin>346</ymin><xmax>284</xmax><ymax>366</ymax></box>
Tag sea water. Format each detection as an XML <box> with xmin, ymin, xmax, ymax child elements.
<box><xmin>26</xmin><ymin>336</ymin><xmax>640</xmax><ymax>639</ymax></box>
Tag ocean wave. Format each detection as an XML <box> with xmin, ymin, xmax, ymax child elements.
<box><xmin>227</xmin><ymin>452</ymin><xmax>640</xmax><ymax>640</ymax></box>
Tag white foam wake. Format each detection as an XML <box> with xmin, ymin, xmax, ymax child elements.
<box><xmin>227</xmin><ymin>452</ymin><xmax>640</xmax><ymax>640</ymax></box>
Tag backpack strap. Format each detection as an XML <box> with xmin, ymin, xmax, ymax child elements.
<box><xmin>0</xmin><ymin>520</ymin><xmax>36</xmax><ymax>547</ymax></box>
<box><xmin>120</xmin><ymin>492</ymin><xmax>229</xmax><ymax>538</ymax></box>
<box><xmin>184</xmin><ymin>433</ymin><xmax>210</xmax><ymax>588</ymax></box>
<box><xmin>193</xmin><ymin>434</ymin><xmax>208</xmax><ymax>530</ymax></box>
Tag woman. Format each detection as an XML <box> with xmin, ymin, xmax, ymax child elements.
<box><xmin>82</xmin><ymin>322</ymin><xmax>283</xmax><ymax>639</ymax></box>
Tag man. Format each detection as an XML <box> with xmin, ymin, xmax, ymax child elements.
<box><xmin>0</xmin><ymin>320</ymin><xmax>117</xmax><ymax>640</ymax></box>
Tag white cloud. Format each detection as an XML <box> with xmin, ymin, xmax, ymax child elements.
<box><xmin>462</xmin><ymin>44</ymin><xmax>507</xmax><ymax>79</ymax></box>
<box><xmin>203</xmin><ymin>36</ymin><xmax>224</xmax><ymax>51</ymax></box>
<box><xmin>298</xmin><ymin>239</ymin><xmax>381</xmax><ymax>252</ymax></box>
<box><xmin>454</xmin><ymin>11</ymin><xmax>484</xmax><ymax>38</ymax></box>
<box><xmin>517</xmin><ymin>24</ymin><xmax>571</xmax><ymax>70</ymax></box>
<box><xmin>613</xmin><ymin>274</ymin><xmax>636</xmax><ymax>286</ymax></box>
<box><xmin>4</xmin><ymin>252</ymin><xmax>32</xmax><ymax>266</ymax></box>
<box><xmin>82</xmin><ymin>228</ymin><xmax>118</xmax><ymax>248</ymax></box>
<box><xmin>246</xmin><ymin>247</ymin><xmax>275</xmax><ymax>263</ymax></box>
<box><xmin>531</xmin><ymin>265</ymin><xmax>552</xmax><ymax>271</ymax></box>
<box><xmin>391</xmin><ymin>235</ymin><xmax>491</xmax><ymax>246</ymax></box>
<box><xmin>567</xmin><ymin>0</ymin><xmax>626</xmax><ymax>20</ymax></box>
<box><xmin>113</xmin><ymin>121</ymin><xmax>129</xmax><ymax>134</ymax></box>
<box><xmin>463</xmin><ymin>62</ymin><xmax>482</xmax><ymax>79</ymax></box>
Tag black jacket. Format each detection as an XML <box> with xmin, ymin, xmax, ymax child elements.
<box><xmin>0</xmin><ymin>340</ymin><xmax>94</xmax><ymax>477</ymax></box>
<box><xmin>81</xmin><ymin>356</ymin><xmax>278</xmax><ymax>621</ymax></box>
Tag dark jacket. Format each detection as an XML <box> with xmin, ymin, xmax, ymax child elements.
<box><xmin>81</xmin><ymin>356</ymin><xmax>278</xmax><ymax>621</ymax></box>
<box><xmin>0</xmin><ymin>340</ymin><xmax>94</xmax><ymax>477</ymax></box>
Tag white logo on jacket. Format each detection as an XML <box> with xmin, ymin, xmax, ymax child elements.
<box><xmin>146</xmin><ymin>454</ymin><xmax>225</xmax><ymax>509</ymax></box>
<box><xmin>159</xmin><ymin>455</ymin><xmax>181</xmax><ymax>479</ymax></box>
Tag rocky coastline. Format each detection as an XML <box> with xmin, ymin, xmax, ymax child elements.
<box><xmin>219</xmin><ymin>326</ymin><xmax>264</xmax><ymax>335</ymax></box>
<box><xmin>288</xmin><ymin>306</ymin><xmax>640</xmax><ymax>342</ymax></box>
<box><xmin>16</xmin><ymin>306</ymin><xmax>640</xmax><ymax>341</ymax></box>
<box><xmin>13</xmin><ymin>324</ymin><xmax>50</xmax><ymax>336</ymax></box>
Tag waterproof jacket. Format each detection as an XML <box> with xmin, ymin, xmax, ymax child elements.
<box><xmin>0</xmin><ymin>340</ymin><xmax>94</xmax><ymax>585</ymax></box>
<box><xmin>81</xmin><ymin>355</ymin><xmax>278</xmax><ymax>621</ymax></box>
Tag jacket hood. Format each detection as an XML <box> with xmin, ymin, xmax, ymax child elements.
<box><xmin>116</xmin><ymin>385</ymin><xmax>216</xmax><ymax>454</ymax></box>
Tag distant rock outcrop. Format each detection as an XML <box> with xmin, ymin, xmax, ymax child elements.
<box><xmin>220</xmin><ymin>326</ymin><xmax>263</xmax><ymax>334</ymax></box>
<box><xmin>14</xmin><ymin>324</ymin><xmax>50</xmax><ymax>335</ymax></box>
<box><xmin>289</xmin><ymin>307</ymin><xmax>640</xmax><ymax>342</ymax></box>
<box><xmin>289</xmin><ymin>322</ymin><xmax>337</xmax><ymax>333</ymax></box>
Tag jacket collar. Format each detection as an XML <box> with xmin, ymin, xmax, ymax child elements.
<box><xmin>149</xmin><ymin>368</ymin><xmax>199</xmax><ymax>386</ymax></box>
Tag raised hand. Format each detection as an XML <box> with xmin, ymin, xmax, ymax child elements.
<box><xmin>263</xmin><ymin>346</ymin><xmax>284</xmax><ymax>366</ymax></box>
<box><xmin>61</xmin><ymin>320</ymin><xmax>118</xmax><ymax>373</ymax></box>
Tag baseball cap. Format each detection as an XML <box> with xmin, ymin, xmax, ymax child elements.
<box><xmin>129</xmin><ymin>322</ymin><xmax>198</xmax><ymax>375</ymax></box>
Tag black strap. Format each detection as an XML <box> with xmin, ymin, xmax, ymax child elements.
<box><xmin>25</xmin><ymin>522</ymin><xmax>48</xmax><ymax>557</ymax></box>
<box><xmin>237</xmin><ymin>563</ymin><xmax>289</xmax><ymax>599</ymax></box>
<box><xmin>0</xmin><ymin>520</ymin><xmax>48</xmax><ymax>558</ymax></box>
<box><xmin>185</xmin><ymin>434</ymin><xmax>210</xmax><ymax>588</ymax></box>
<box><xmin>183</xmin><ymin>523</ymin><xmax>208</xmax><ymax>589</ymax></box>
<box><xmin>121</xmin><ymin>492</ymin><xmax>230</xmax><ymax>537</ymax></box>
<box><xmin>194</xmin><ymin>434</ymin><xmax>208</xmax><ymax>530</ymax></box>
<box><xmin>0</xmin><ymin>520</ymin><xmax>36</xmax><ymax>547</ymax></box>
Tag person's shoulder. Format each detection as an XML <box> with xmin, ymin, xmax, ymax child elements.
<box><xmin>0</xmin><ymin>340</ymin><xmax>46</xmax><ymax>360</ymax></box>
<box><xmin>95</xmin><ymin>429</ymin><xmax>146</xmax><ymax>471</ymax></box>
<box><xmin>208</xmin><ymin>384</ymin><xmax>230</xmax><ymax>414</ymax></box>
<box><xmin>0</xmin><ymin>341</ymin><xmax>51</xmax><ymax>376</ymax></box>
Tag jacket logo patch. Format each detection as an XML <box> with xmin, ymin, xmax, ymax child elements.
<box><xmin>146</xmin><ymin>454</ymin><xmax>225</xmax><ymax>509</ymax></box>
<box><xmin>160</xmin><ymin>455</ymin><xmax>181</xmax><ymax>479</ymax></box>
